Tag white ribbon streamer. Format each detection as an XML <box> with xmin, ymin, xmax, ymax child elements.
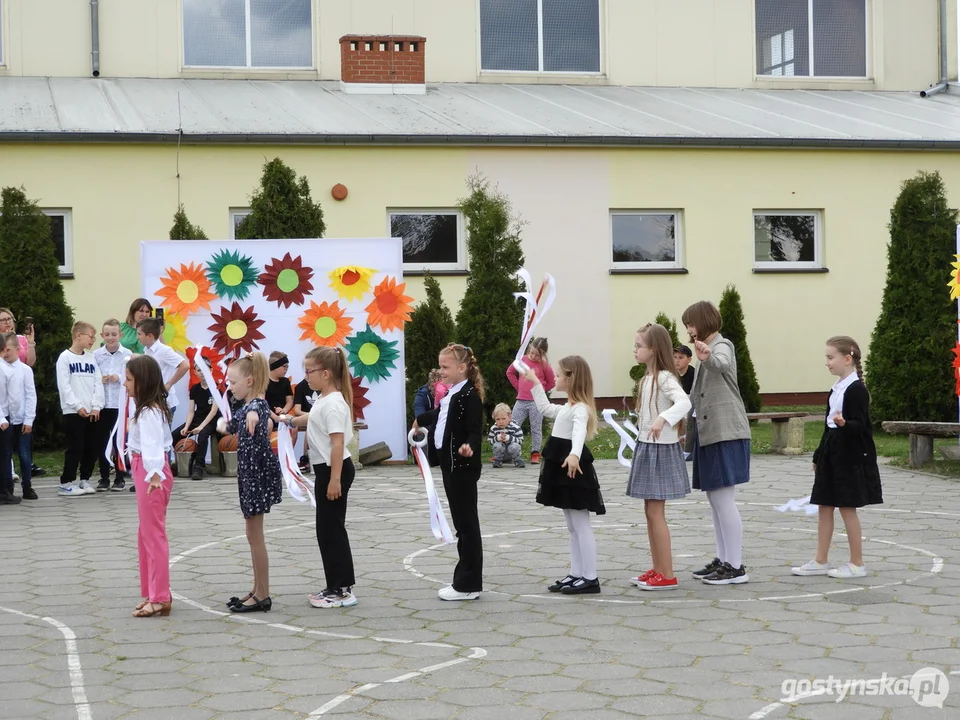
<box><xmin>512</xmin><ymin>270</ymin><xmax>557</xmax><ymax>372</ymax></box>
<box><xmin>601</xmin><ymin>409</ymin><xmax>635</xmax><ymax>469</ymax></box>
<box><xmin>194</xmin><ymin>346</ymin><xmax>231</xmax><ymax>422</ymax></box>
<box><xmin>408</xmin><ymin>428</ymin><xmax>454</xmax><ymax>544</ymax></box>
<box><xmin>277</xmin><ymin>423</ymin><xmax>315</xmax><ymax>507</ymax></box>
<box><xmin>105</xmin><ymin>357</ymin><xmax>131</xmax><ymax>470</ymax></box>
<box><xmin>776</xmin><ymin>495</ymin><xmax>819</xmax><ymax>516</ymax></box>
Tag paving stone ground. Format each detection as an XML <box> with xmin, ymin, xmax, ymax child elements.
<box><xmin>1</xmin><ymin>455</ymin><xmax>958</xmax><ymax>719</ymax></box>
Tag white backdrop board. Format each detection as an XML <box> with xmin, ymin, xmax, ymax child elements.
<box><xmin>141</xmin><ymin>238</ymin><xmax>409</xmax><ymax>462</ymax></box>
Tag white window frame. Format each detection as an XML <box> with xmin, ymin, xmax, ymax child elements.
<box><xmin>0</xmin><ymin>0</ymin><xmax>5</xmax><ymax>66</ymax></box>
<box><xmin>43</xmin><ymin>209</ymin><xmax>73</xmax><ymax>277</ymax></box>
<box><xmin>181</xmin><ymin>0</ymin><xmax>315</xmax><ymax>70</ymax></box>
<box><xmin>389</xmin><ymin>209</ymin><xmax>466</xmax><ymax>273</ymax></box>
<box><xmin>755</xmin><ymin>0</ymin><xmax>870</xmax><ymax>79</ymax></box>
<box><xmin>229</xmin><ymin>208</ymin><xmax>251</xmax><ymax>239</ymax></box>
<box><xmin>609</xmin><ymin>211</ymin><xmax>684</xmax><ymax>271</ymax></box>
<box><xmin>478</xmin><ymin>0</ymin><xmax>604</xmax><ymax>75</ymax></box>
<box><xmin>753</xmin><ymin>210</ymin><xmax>822</xmax><ymax>270</ymax></box>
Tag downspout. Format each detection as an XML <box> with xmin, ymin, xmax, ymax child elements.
<box><xmin>90</xmin><ymin>0</ymin><xmax>100</xmax><ymax>77</ymax></box>
<box><xmin>920</xmin><ymin>0</ymin><xmax>948</xmax><ymax>96</ymax></box>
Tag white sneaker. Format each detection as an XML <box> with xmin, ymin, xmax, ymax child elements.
<box><xmin>309</xmin><ymin>591</ymin><xmax>358</xmax><ymax>609</ymax></box>
<box><xmin>77</xmin><ymin>479</ymin><xmax>97</xmax><ymax>495</ymax></box>
<box><xmin>438</xmin><ymin>585</ymin><xmax>480</xmax><ymax>601</ymax></box>
<box><xmin>792</xmin><ymin>560</ymin><xmax>830</xmax><ymax>576</ymax></box>
<box><xmin>12</xmin><ymin>473</ymin><xmax>20</xmax><ymax>484</ymax></box>
<box><xmin>828</xmin><ymin>563</ymin><xmax>867</xmax><ymax>578</ymax></box>
<box><xmin>58</xmin><ymin>482</ymin><xmax>87</xmax><ymax>497</ymax></box>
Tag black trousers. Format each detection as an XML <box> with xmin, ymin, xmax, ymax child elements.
<box><xmin>441</xmin><ymin>464</ymin><xmax>483</xmax><ymax>592</ymax></box>
<box><xmin>314</xmin><ymin>459</ymin><xmax>356</xmax><ymax>593</ymax></box>
<box><xmin>172</xmin><ymin>422</ymin><xmax>217</xmax><ymax>468</ymax></box>
<box><xmin>61</xmin><ymin>413</ymin><xmax>99</xmax><ymax>484</ymax></box>
<box><xmin>96</xmin><ymin>408</ymin><xmax>127</xmax><ymax>481</ymax></box>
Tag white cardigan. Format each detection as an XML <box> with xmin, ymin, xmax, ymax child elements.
<box><xmin>531</xmin><ymin>383</ymin><xmax>589</xmax><ymax>458</ymax></box>
<box><xmin>635</xmin><ymin>371</ymin><xmax>692</xmax><ymax>445</ymax></box>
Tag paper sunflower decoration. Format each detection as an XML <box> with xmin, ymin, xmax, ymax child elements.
<box><xmin>298</xmin><ymin>300</ymin><xmax>353</xmax><ymax>347</ymax></box>
<box><xmin>351</xmin><ymin>375</ymin><xmax>371</xmax><ymax>421</ymax></box>
<box><xmin>208</xmin><ymin>302</ymin><xmax>266</xmax><ymax>357</ymax></box>
<box><xmin>160</xmin><ymin>312</ymin><xmax>191</xmax><ymax>353</ymax></box>
<box><xmin>365</xmin><ymin>276</ymin><xmax>413</xmax><ymax>332</ymax></box>
<box><xmin>155</xmin><ymin>262</ymin><xmax>217</xmax><ymax>317</ymax></box>
<box><xmin>345</xmin><ymin>325</ymin><xmax>399</xmax><ymax>383</ymax></box>
<box><xmin>329</xmin><ymin>265</ymin><xmax>377</xmax><ymax>302</ymax></box>
<box><xmin>206</xmin><ymin>249</ymin><xmax>260</xmax><ymax>301</ymax></box>
<box><xmin>259</xmin><ymin>253</ymin><xmax>315</xmax><ymax>308</ymax></box>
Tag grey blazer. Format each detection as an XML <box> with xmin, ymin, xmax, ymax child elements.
<box><xmin>690</xmin><ymin>333</ymin><xmax>751</xmax><ymax>446</ymax></box>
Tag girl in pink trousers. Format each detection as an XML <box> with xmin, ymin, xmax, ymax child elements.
<box><xmin>125</xmin><ymin>355</ymin><xmax>175</xmax><ymax>618</ymax></box>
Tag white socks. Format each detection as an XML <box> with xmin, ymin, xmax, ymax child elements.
<box><xmin>564</xmin><ymin>508</ymin><xmax>597</xmax><ymax>581</ymax></box>
<box><xmin>706</xmin><ymin>486</ymin><xmax>744</xmax><ymax>568</ymax></box>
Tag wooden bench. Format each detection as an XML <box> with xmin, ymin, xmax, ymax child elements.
<box><xmin>881</xmin><ymin>421</ymin><xmax>960</xmax><ymax>468</ymax></box>
<box><xmin>746</xmin><ymin>412</ymin><xmax>809</xmax><ymax>455</ymax></box>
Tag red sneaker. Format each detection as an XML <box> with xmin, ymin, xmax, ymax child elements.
<box><xmin>637</xmin><ymin>572</ymin><xmax>678</xmax><ymax>591</ymax></box>
<box><xmin>530</xmin><ymin>452</ymin><xmax>541</xmax><ymax>464</ymax></box>
<box><xmin>629</xmin><ymin>569</ymin><xmax>656</xmax><ymax>587</ymax></box>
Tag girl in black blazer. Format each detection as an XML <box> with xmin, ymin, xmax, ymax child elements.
<box><xmin>414</xmin><ymin>344</ymin><xmax>485</xmax><ymax>601</ymax></box>
<box><xmin>793</xmin><ymin>336</ymin><xmax>882</xmax><ymax>580</ymax></box>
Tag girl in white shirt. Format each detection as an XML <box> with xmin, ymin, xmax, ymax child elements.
<box><xmin>124</xmin><ymin>355</ymin><xmax>174</xmax><ymax>618</ymax></box>
<box><xmin>626</xmin><ymin>323</ymin><xmax>692</xmax><ymax>591</ymax></box>
<box><xmin>523</xmin><ymin>355</ymin><xmax>605</xmax><ymax>595</ymax></box>
<box><xmin>284</xmin><ymin>346</ymin><xmax>357</xmax><ymax>609</ymax></box>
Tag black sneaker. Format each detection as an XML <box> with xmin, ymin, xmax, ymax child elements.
<box><xmin>492</xmin><ymin>459</ymin><xmax>503</xmax><ymax>468</ymax></box>
<box><xmin>701</xmin><ymin>562</ymin><xmax>749</xmax><ymax>585</ymax></box>
<box><xmin>561</xmin><ymin>577</ymin><xmax>601</xmax><ymax>595</ymax></box>
<box><xmin>691</xmin><ymin>557</ymin><xmax>722</xmax><ymax>578</ymax></box>
<box><xmin>31</xmin><ymin>464</ymin><xmax>46</xmax><ymax>477</ymax></box>
<box><xmin>1</xmin><ymin>493</ymin><xmax>22</xmax><ymax>505</ymax></box>
<box><xmin>515</xmin><ymin>459</ymin><xmax>525</xmax><ymax>468</ymax></box>
<box><xmin>548</xmin><ymin>575</ymin><xmax>578</xmax><ymax>593</ymax></box>
<box><xmin>191</xmin><ymin>464</ymin><xmax>204</xmax><ymax>481</ymax></box>
<box><xmin>129</xmin><ymin>484</ymin><xmax>137</xmax><ymax>492</ymax></box>
<box><xmin>22</xmin><ymin>487</ymin><xmax>38</xmax><ymax>500</ymax></box>
<box><xmin>96</xmin><ymin>479</ymin><xmax>111</xmax><ymax>492</ymax></box>
<box><xmin>111</xmin><ymin>479</ymin><xmax>126</xmax><ymax>492</ymax></box>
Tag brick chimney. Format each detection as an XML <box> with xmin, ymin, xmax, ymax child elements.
<box><xmin>339</xmin><ymin>35</ymin><xmax>426</xmax><ymax>95</ymax></box>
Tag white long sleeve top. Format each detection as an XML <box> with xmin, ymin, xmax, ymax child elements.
<box><xmin>56</xmin><ymin>349</ymin><xmax>105</xmax><ymax>414</ymax></box>
<box><xmin>93</xmin><ymin>345</ymin><xmax>132</xmax><ymax>409</ymax></box>
<box><xmin>531</xmin><ymin>382</ymin><xmax>590</xmax><ymax>459</ymax></box>
<box><xmin>635</xmin><ymin>370</ymin><xmax>692</xmax><ymax>445</ymax></box>
<box><xmin>127</xmin><ymin>407</ymin><xmax>173</xmax><ymax>482</ymax></box>
<box><xmin>4</xmin><ymin>359</ymin><xmax>37</xmax><ymax>426</ymax></box>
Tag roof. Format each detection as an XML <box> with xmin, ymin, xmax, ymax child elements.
<box><xmin>1</xmin><ymin>76</ymin><xmax>960</xmax><ymax>148</ymax></box>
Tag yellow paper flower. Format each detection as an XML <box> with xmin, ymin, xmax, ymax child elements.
<box><xmin>161</xmin><ymin>312</ymin><xmax>192</xmax><ymax>353</ymax></box>
<box><xmin>155</xmin><ymin>262</ymin><xmax>217</xmax><ymax>317</ymax></box>
<box><xmin>329</xmin><ymin>266</ymin><xmax>377</xmax><ymax>302</ymax></box>
<box><xmin>948</xmin><ymin>255</ymin><xmax>960</xmax><ymax>300</ymax></box>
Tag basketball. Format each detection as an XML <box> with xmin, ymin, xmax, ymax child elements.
<box><xmin>175</xmin><ymin>438</ymin><xmax>197</xmax><ymax>453</ymax></box>
<box><xmin>218</xmin><ymin>435</ymin><xmax>238</xmax><ymax>452</ymax></box>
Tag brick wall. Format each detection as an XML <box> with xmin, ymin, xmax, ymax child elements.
<box><xmin>339</xmin><ymin>35</ymin><xmax>426</xmax><ymax>85</ymax></box>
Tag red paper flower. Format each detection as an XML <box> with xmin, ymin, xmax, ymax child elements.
<box><xmin>208</xmin><ymin>303</ymin><xmax>266</xmax><ymax>357</ymax></box>
<box><xmin>186</xmin><ymin>346</ymin><xmax>227</xmax><ymax>391</ymax></box>
<box><xmin>351</xmin><ymin>375</ymin><xmax>371</xmax><ymax>421</ymax></box>
<box><xmin>259</xmin><ymin>253</ymin><xmax>315</xmax><ymax>308</ymax></box>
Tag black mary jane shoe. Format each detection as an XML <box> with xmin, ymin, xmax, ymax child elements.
<box><xmin>226</xmin><ymin>593</ymin><xmax>254</xmax><ymax>609</ymax></box>
<box><xmin>230</xmin><ymin>595</ymin><xmax>272</xmax><ymax>613</ymax></box>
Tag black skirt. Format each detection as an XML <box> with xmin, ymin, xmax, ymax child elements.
<box><xmin>536</xmin><ymin>437</ymin><xmax>606</xmax><ymax>515</ymax></box>
<box><xmin>810</xmin><ymin>429</ymin><xmax>883</xmax><ymax>509</ymax></box>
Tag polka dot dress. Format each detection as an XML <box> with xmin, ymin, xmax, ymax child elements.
<box><xmin>228</xmin><ymin>398</ymin><xmax>283</xmax><ymax>518</ymax></box>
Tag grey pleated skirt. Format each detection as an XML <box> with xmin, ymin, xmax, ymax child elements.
<box><xmin>626</xmin><ymin>440</ymin><xmax>690</xmax><ymax>500</ymax></box>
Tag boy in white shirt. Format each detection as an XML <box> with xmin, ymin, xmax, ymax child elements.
<box><xmin>2</xmin><ymin>332</ymin><xmax>37</xmax><ymax>500</ymax></box>
<box><xmin>56</xmin><ymin>321</ymin><xmax>105</xmax><ymax>497</ymax></box>
<box><xmin>136</xmin><ymin>318</ymin><xmax>188</xmax><ymax>412</ymax></box>
<box><xmin>93</xmin><ymin>319</ymin><xmax>132</xmax><ymax>491</ymax></box>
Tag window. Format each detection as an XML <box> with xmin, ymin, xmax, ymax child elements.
<box><xmin>183</xmin><ymin>0</ymin><xmax>312</xmax><ymax>68</ymax></box>
<box><xmin>43</xmin><ymin>210</ymin><xmax>73</xmax><ymax>276</ymax></box>
<box><xmin>229</xmin><ymin>208</ymin><xmax>251</xmax><ymax>239</ymax></box>
<box><xmin>0</xmin><ymin>0</ymin><xmax>4</xmax><ymax>65</ymax></box>
<box><xmin>610</xmin><ymin>212</ymin><xmax>682</xmax><ymax>270</ymax></box>
<box><xmin>756</xmin><ymin>0</ymin><xmax>866</xmax><ymax>78</ymax></box>
<box><xmin>754</xmin><ymin>211</ymin><xmax>821</xmax><ymax>269</ymax></box>
<box><xmin>389</xmin><ymin>211</ymin><xmax>464</xmax><ymax>272</ymax></box>
<box><xmin>480</xmin><ymin>0</ymin><xmax>601</xmax><ymax>73</ymax></box>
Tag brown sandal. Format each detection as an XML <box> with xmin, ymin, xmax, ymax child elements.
<box><xmin>132</xmin><ymin>601</ymin><xmax>172</xmax><ymax>618</ymax></box>
<box><xmin>135</xmin><ymin>599</ymin><xmax>150</xmax><ymax>611</ymax></box>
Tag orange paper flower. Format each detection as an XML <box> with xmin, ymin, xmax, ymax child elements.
<box><xmin>329</xmin><ymin>266</ymin><xmax>376</xmax><ymax>302</ymax></box>
<box><xmin>155</xmin><ymin>262</ymin><xmax>217</xmax><ymax>317</ymax></box>
<box><xmin>298</xmin><ymin>300</ymin><xmax>353</xmax><ymax>347</ymax></box>
<box><xmin>365</xmin><ymin>276</ymin><xmax>413</xmax><ymax>332</ymax></box>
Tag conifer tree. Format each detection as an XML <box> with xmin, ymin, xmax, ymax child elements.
<box><xmin>718</xmin><ymin>284</ymin><xmax>762</xmax><ymax>413</ymax></box>
<box><xmin>455</xmin><ymin>175</ymin><xmax>525</xmax><ymax>417</ymax></box>
<box><xmin>236</xmin><ymin>158</ymin><xmax>325</xmax><ymax>239</ymax></box>
<box><xmin>0</xmin><ymin>187</ymin><xmax>75</xmax><ymax>447</ymax></box>
<box><xmin>404</xmin><ymin>273</ymin><xmax>456</xmax><ymax>422</ymax></box>
<box><xmin>629</xmin><ymin>311</ymin><xmax>681</xmax><ymax>395</ymax></box>
<box><xmin>169</xmin><ymin>205</ymin><xmax>208</xmax><ymax>240</ymax></box>
<box><xmin>866</xmin><ymin>171</ymin><xmax>958</xmax><ymax>423</ymax></box>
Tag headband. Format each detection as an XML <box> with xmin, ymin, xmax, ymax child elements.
<box><xmin>269</xmin><ymin>355</ymin><xmax>289</xmax><ymax>371</ymax></box>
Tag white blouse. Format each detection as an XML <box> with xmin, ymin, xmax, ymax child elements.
<box><xmin>127</xmin><ymin>407</ymin><xmax>173</xmax><ymax>482</ymax></box>
<box><xmin>531</xmin><ymin>383</ymin><xmax>590</xmax><ymax>458</ymax></box>
<box><xmin>827</xmin><ymin>373</ymin><xmax>859</xmax><ymax>428</ymax></box>
<box><xmin>635</xmin><ymin>371</ymin><xmax>692</xmax><ymax>445</ymax></box>
<box><xmin>434</xmin><ymin>379</ymin><xmax>467</xmax><ymax>450</ymax></box>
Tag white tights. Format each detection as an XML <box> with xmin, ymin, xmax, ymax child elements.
<box><xmin>706</xmin><ymin>486</ymin><xmax>743</xmax><ymax>568</ymax></box>
<box><xmin>563</xmin><ymin>508</ymin><xmax>597</xmax><ymax>580</ymax></box>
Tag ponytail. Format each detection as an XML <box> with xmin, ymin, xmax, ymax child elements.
<box><xmin>233</xmin><ymin>352</ymin><xmax>270</xmax><ymax>398</ymax></box>
<box><xmin>441</xmin><ymin>343</ymin><xmax>486</xmax><ymax>402</ymax></box>
<box><xmin>305</xmin><ymin>346</ymin><xmax>355</xmax><ymax>419</ymax></box>
<box><xmin>337</xmin><ymin>347</ymin><xmax>354</xmax><ymax>419</ymax></box>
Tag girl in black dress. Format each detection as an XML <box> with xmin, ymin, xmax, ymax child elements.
<box><xmin>792</xmin><ymin>336</ymin><xmax>882</xmax><ymax>580</ymax></box>
<box><xmin>218</xmin><ymin>352</ymin><xmax>283</xmax><ymax>612</ymax></box>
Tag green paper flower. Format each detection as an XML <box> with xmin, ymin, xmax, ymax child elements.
<box><xmin>345</xmin><ymin>325</ymin><xmax>399</xmax><ymax>383</ymax></box>
<box><xmin>206</xmin><ymin>249</ymin><xmax>260</xmax><ymax>301</ymax></box>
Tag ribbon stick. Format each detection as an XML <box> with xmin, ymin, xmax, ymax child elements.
<box><xmin>277</xmin><ymin>423</ymin><xmax>315</xmax><ymax>507</ymax></box>
<box><xmin>105</xmin><ymin>357</ymin><xmax>131</xmax><ymax>471</ymax></box>
<box><xmin>601</xmin><ymin>409</ymin><xmax>636</xmax><ymax>469</ymax></box>
<box><xmin>194</xmin><ymin>345</ymin><xmax>231</xmax><ymax>422</ymax></box>
<box><xmin>776</xmin><ymin>495</ymin><xmax>819</xmax><ymax>516</ymax></box>
<box><xmin>408</xmin><ymin>428</ymin><xmax>454</xmax><ymax>544</ymax></box>
<box><xmin>512</xmin><ymin>270</ymin><xmax>557</xmax><ymax>372</ymax></box>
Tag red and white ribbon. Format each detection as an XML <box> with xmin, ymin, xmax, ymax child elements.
<box><xmin>408</xmin><ymin>428</ymin><xmax>454</xmax><ymax>544</ymax></box>
<box><xmin>194</xmin><ymin>345</ymin><xmax>231</xmax><ymax>422</ymax></box>
<box><xmin>105</xmin><ymin>357</ymin><xmax>131</xmax><ymax>471</ymax></box>
<box><xmin>601</xmin><ymin>409</ymin><xmax>636</xmax><ymax>469</ymax></box>
<box><xmin>277</xmin><ymin>422</ymin><xmax>315</xmax><ymax>507</ymax></box>
<box><xmin>512</xmin><ymin>269</ymin><xmax>557</xmax><ymax>373</ymax></box>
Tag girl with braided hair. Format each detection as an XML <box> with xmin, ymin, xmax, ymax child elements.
<box><xmin>792</xmin><ymin>336</ymin><xmax>882</xmax><ymax>580</ymax></box>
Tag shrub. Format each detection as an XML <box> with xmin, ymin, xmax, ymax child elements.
<box><xmin>236</xmin><ymin>158</ymin><xmax>325</xmax><ymax>239</ymax></box>
<box><xmin>628</xmin><ymin>311</ymin><xmax>681</xmax><ymax>398</ymax></box>
<box><xmin>718</xmin><ymin>284</ymin><xmax>762</xmax><ymax>413</ymax></box>
<box><xmin>404</xmin><ymin>273</ymin><xmax>455</xmax><ymax>422</ymax></box>
<box><xmin>169</xmin><ymin>205</ymin><xmax>208</xmax><ymax>240</ymax></box>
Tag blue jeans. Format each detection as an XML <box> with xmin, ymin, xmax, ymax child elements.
<box><xmin>10</xmin><ymin>424</ymin><xmax>32</xmax><ymax>490</ymax></box>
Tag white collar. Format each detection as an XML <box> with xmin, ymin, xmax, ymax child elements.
<box><xmin>447</xmin><ymin>379</ymin><xmax>468</xmax><ymax>396</ymax></box>
<box><xmin>832</xmin><ymin>373</ymin><xmax>859</xmax><ymax>393</ymax></box>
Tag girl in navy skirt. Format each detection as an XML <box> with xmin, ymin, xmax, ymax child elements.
<box><xmin>523</xmin><ymin>356</ymin><xmax>605</xmax><ymax>595</ymax></box>
<box><xmin>792</xmin><ymin>336</ymin><xmax>882</xmax><ymax>579</ymax></box>
<box><xmin>682</xmin><ymin>301</ymin><xmax>752</xmax><ymax>586</ymax></box>
<box><xmin>626</xmin><ymin>323</ymin><xmax>692</xmax><ymax>591</ymax></box>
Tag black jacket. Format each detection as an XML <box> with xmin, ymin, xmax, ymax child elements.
<box><xmin>813</xmin><ymin>379</ymin><xmax>878</xmax><ymax>467</ymax></box>
<box><xmin>415</xmin><ymin>380</ymin><xmax>483</xmax><ymax>471</ymax></box>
